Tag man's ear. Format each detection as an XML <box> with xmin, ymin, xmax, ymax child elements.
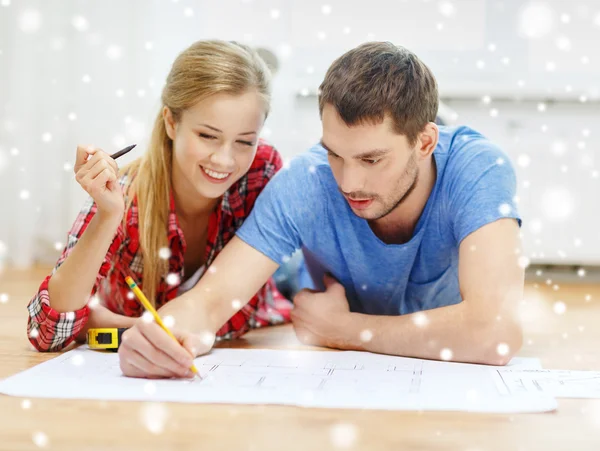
<box><xmin>163</xmin><ymin>106</ymin><xmax>177</xmax><ymax>141</ymax></box>
<box><xmin>417</xmin><ymin>122</ymin><xmax>439</xmax><ymax>159</ymax></box>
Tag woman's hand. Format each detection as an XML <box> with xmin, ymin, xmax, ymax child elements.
<box><xmin>74</xmin><ymin>145</ymin><xmax>124</xmax><ymax>218</ymax></box>
<box><xmin>117</xmin><ymin>319</ymin><xmax>215</xmax><ymax>379</ymax></box>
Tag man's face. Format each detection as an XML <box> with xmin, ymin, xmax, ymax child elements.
<box><xmin>321</xmin><ymin>104</ymin><xmax>420</xmax><ymax>221</ymax></box>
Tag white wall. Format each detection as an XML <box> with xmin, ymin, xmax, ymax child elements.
<box><xmin>1</xmin><ymin>0</ymin><xmax>599</xmax><ymax>268</ymax></box>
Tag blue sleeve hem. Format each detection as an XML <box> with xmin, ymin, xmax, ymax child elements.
<box><xmin>235</xmin><ymin>230</ymin><xmax>286</xmax><ymax>266</ymax></box>
<box><xmin>456</xmin><ymin>213</ymin><xmax>522</xmax><ymax>246</ymax></box>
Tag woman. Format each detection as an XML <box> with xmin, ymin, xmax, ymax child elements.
<box><xmin>27</xmin><ymin>39</ymin><xmax>293</xmax><ymax>353</ymax></box>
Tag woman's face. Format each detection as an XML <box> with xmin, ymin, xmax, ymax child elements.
<box><xmin>165</xmin><ymin>91</ymin><xmax>267</xmax><ymax>201</ymax></box>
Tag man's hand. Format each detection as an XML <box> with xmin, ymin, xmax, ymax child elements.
<box><xmin>76</xmin><ymin>304</ymin><xmax>137</xmax><ymax>342</ymax></box>
<box><xmin>291</xmin><ymin>274</ymin><xmax>353</xmax><ymax>349</ymax></box>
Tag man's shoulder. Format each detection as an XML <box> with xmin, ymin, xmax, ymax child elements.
<box><xmin>235</xmin><ymin>144</ymin><xmax>330</xmax><ymax>255</ymax></box>
<box><xmin>246</xmin><ymin>140</ymin><xmax>330</xmax><ymax>183</ymax></box>
<box><xmin>252</xmin><ymin>144</ymin><xmax>332</xmax><ymax>220</ymax></box>
<box><xmin>441</xmin><ymin>125</ymin><xmax>505</xmax><ymax>159</ymax></box>
<box><xmin>434</xmin><ymin>127</ymin><xmax>521</xmax><ymax>242</ymax></box>
<box><xmin>291</xmin><ymin>143</ymin><xmax>329</xmax><ymax>169</ymax></box>
<box><xmin>271</xmin><ymin>143</ymin><xmax>330</xmax><ymax>185</ymax></box>
<box><xmin>439</xmin><ymin>125</ymin><xmax>513</xmax><ymax>178</ymax></box>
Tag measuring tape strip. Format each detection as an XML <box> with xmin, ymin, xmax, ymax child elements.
<box><xmin>86</xmin><ymin>328</ymin><xmax>128</xmax><ymax>351</ymax></box>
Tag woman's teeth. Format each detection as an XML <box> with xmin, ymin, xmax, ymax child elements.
<box><xmin>202</xmin><ymin>166</ymin><xmax>230</xmax><ymax>179</ymax></box>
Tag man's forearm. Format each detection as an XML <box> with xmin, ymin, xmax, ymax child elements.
<box><xmin>157</xmin><ymin>289</ymin><xmax>224</xmax><ymax>336</ymax></box>
<box><xmin>156</xmin><ymin>237</ymin><xmax>282</xmax><ymax>338</ymax></box>
<box><xmin>340</xmin><ymin>301</ymin><xmax>522</xmax><ymax>365</ymax></box>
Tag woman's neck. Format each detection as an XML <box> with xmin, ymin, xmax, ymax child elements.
<box><xmin>171</xmin><ymin>171</ymin><xmax>219</xmax><ymax>223</ymax></box>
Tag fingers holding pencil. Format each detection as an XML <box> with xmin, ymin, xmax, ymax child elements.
<box><xmin>118</xmin><ymin>276</ymin><xmax>206</xmax><ymax>379</ymax></box>
<box><xmin>119</xmin><ymin>321</ymin><xmax>196</xmax><ymax>379</ymax></box>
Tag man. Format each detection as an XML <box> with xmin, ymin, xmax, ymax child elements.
<box><xmin>119</xmin><ymin>42</ymin><xmax>524</xmax><ymax>379</ymax></box>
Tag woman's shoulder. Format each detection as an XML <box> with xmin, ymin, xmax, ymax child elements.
<box><xmin>226</xmin><ymin>139</ymin><xmax>283</xmax><ymax>216</ymax></box>
<box><xmin>248</xmin><ymin>139</ymin><xmax>283</xmax><ymax>176</ymax></box>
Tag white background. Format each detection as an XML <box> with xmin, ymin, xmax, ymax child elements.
<box><xmin>0</xmin><ymin>0</ymin><xmax>599</xmax><ymax>269</ymax></box>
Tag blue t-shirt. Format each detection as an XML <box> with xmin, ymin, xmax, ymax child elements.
<box><xmin>237</xmin><ymin>125</ymin><xmax>521</xmax><ymax>316</ymax></box>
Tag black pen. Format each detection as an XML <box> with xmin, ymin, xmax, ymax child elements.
<box><xmin>110</xmin><ymin>144</ymin><xmax>137</xmax><ymax>160</ymax></box>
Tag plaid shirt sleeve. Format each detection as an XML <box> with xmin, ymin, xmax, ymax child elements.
<box><xmin>27</xmin><ymin>196</ymin><xmax>123</xmax><ymax>352</ymax></box>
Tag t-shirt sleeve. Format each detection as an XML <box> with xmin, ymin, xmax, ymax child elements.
<box><xmin>446</xmin><ymin>139</ymin><xmax>521</xmax><ymax>245</ymax></box>
<box><xmin>236</xmin><ymin>157</ymin><xmax>322</xmax><ymax>266</ymax></box>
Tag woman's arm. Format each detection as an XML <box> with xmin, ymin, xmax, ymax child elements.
<box><xmin>28</xmin><ymin>145</ymin><xmax>130</xmax><ymax>352</ymax></box>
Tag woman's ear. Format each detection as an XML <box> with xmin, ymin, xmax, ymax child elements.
<box><xmin>163</xmin><ymin>106</ymin><xmax>177</xmax><ymax>140</ymax></box>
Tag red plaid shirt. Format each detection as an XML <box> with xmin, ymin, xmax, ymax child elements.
<box><xmin>27</xmin><ymin>141</ymin><xmax>292</xmax><ymax>352</ymax></box>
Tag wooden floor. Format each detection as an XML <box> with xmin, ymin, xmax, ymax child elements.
<box><xmin>0</xmin><ymin>266</ymin><xmax>599</xmax><ymax>451</ymax></box>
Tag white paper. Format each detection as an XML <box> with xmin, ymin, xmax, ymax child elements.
<box><xmin>0</xmin><ymin>348</ymin><xmax>556</xmax><ymax>413</ymax></box>
<box><xmin>493</xmin><ymin>368</ymin><xmax>600</xmax><ymax>398</ymax></box>
<box><xmin>501</xmin><ymin>357</ymin><xmax>542</xmax><ymax>369</ymax></box>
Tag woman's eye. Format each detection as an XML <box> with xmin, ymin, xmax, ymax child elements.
<box><xmin>237</xmin><ymin>140</ymin><xmax>254</xmax><ymax>146</ymax></box>
<box><xmin>199</xmin><ymin>133</ymin><xmax>216</xmax><ymax>140</ymax></box>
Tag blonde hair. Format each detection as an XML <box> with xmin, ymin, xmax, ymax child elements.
<box><xmin>120</xmin><ymin>40</ymin><xmax>272</xmax><ymax>306</ymax></box>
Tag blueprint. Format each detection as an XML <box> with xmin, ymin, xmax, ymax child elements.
<box><xmin>0</xmin><ymin>348</ymin><xmax>556</xmax><ymax>413</ymax></box>
<box><xmin>493</xmin><ymin>368</ymin><xmax>600</xmax><ymax>398</ymax></box>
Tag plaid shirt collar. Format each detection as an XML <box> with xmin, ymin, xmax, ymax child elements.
<box><xmin>126</xmin><ymin>182</ymin><xmax>245</xmax><ymax>251</ymax></box>
<box><xmin>221</xmin><ymin>179</ymin><xmax>246</xmax><ymax>219</ymax></box>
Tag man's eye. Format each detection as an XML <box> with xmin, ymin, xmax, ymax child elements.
<box><xmin>363</xmin><ymin>158</ymin><xmax>380</xmax><ymax>165</ymax></box>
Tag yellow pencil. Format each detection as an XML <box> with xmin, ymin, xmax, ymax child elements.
<box><xmin>125</xmin><ymin>276</ymin><xmax>200</xmax><ymax>377</ymax></box>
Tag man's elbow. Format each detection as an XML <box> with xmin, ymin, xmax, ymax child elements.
<box><xmin>477</xmin><ymin>321</ymin><xmax>524</xmax><ymax>366</ymax></box>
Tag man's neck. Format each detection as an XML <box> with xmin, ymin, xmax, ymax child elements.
<box><xmin>370</xmin><ymin>156</ymin><xmax>437</xmax><ymax>245</ymax></box>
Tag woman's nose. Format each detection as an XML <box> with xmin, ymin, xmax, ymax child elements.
<box><xmin>209</xmin><ymin>144</ymin><xmax>235</xmax><ymax>169</ymax></box>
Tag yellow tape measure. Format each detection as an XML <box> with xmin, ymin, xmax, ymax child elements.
<box><xmin>86</xmin><ymin>328</ymin><xmax>128</xmax><ymax>352</ymax></box>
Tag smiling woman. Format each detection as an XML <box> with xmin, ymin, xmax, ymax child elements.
<box><xmin>25</xmin><ymin>40</ymin><xmax>296</xmax><ymax>364</ymax></box>
<box><xmin>166</xmin><ymin>90</ymin><xmax>265</xmax><ymax>198</ymax></box>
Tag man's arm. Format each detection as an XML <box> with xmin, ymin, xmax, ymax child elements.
<box><xmin>157</xmin><ymin>236</ymin><xmax>281</xmax><ymax>336</ymax></box>
<box><xmin>157</xmin><ymin>153</ymin><xmax>317</xmax><ymax>338</ymax></box>
<box><xmin>330</xmin><ymin>218</ymin><xmax>524</xmax><ymax>365</ymax></box>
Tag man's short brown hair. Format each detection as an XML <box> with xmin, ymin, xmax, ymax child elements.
<box><xmin>318</xmin><ymin>42</ymin><xmax>438</xmax><ymax>146</ymax></box>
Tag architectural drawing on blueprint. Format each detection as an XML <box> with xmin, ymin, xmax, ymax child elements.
<box><xmin>494</xmin><ymin>368</ymin><xmax>600</xmax><ymax>398</ymax></box>
<box><xmin>0</xmin><ymin>348</ymin><xmax>557</xmax><ymax>412</ymax></box>
<box><xmin>187</xmin><ymin>351</ymin><xmax>425</xmax><ymax>396</ymax></box>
